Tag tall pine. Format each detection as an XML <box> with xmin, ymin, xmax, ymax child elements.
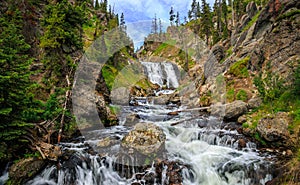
<box><xmin>0</xmin><ymin>9</ymin><xmax>32</xmax><ymax>160</ymax></box>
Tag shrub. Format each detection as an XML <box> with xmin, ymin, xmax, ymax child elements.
<box><xmin>228</xmin><ymin>57</ymin><xmax>249</xmax><ymax>78</ymax></box>
<box><xmin>236</xmin><ymin>89</ymin><xmax>248</xmax><ymax>101</ymax></box>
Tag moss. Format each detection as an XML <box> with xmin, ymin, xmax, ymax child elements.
<box><xmin>236</xmin><ymin>89</ymin><xmax>248</xmax><ymax>101</ymax></box>
<box><xmin>242</xmin><ymin>122</ymin><xmax>249</xmax><ymax>128</ymax></box>
<box><xmin>228</xmin><ymin>57</ymin><xmax>249</xmax><ymax>78</ymax></box>
<box><xmin>242</xmin><ymin>10</ymin><xmax>262</xmax><ymax>32</ymax></box>
<box><xmin>226</xmin><ymin>88</ymin><xmax>235</xmax><ymax>103</ymax></box>
<box><xmin>109</xmin><ymin>105</ymin><xmax>121</xmax><ymax>115</ymax></box>
<box><xmin>277</xmin><ymin>9</ymin><xmax>300</xmax><ymax>21</ymax></box>
<box><xmin>254</xmin><ymin>132</ymin><xmax>267</xmax><ymax>145</ymax></box>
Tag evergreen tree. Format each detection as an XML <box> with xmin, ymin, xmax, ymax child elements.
<box><xmin>221</xmin><ymin>0</ymin><xmax>228</xmax><ymax>38</ymax></box>
<box><xmin>169</xmin><ymin>7</ymin><xmax>175</xmax><ymax>26</ymax></box>
<box><xmin>95</xmin><ymin>0</ymin><xmax>100</xmax><ymax>9</ymax></box>
<box><xmin>159</xmin><ymin>18</ymin><xmax>163</xmax><ymax>35</ymax></box>
<box><xmin>40</xmin><ymin>0</ymin><xmax>86</xmax><ymax>81</ymax></box>
<box><xmin>101</xmin><ymin>0</ymin><xmax>108</xmax><ymax>12</ymax></box>
<box><xmin>0</xmin><ymin>10</ymin><xmax>33</xmax><ymax>159</ymax></box>
<box><xmin>200</xmin><ymin>0</ymin><xmax>213</xmax><ymax>46</ymax></box>
<box><xmin>175</xmin><ymin>12</ymin><xmax>180</xmax><ymax>27</ymax></box>
<box><xmin>120</xmin><ymin>12</ymin><xmax>126</xmax><ymax>32</ymax></box>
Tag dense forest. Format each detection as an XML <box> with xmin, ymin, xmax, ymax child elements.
<box><xmin>0</xmin><ymin>0</ymin><xmax>299</xmax><ymax>184</ymax></box>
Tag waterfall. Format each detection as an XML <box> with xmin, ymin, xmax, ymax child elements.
<box><xmin>141</xmin><ymin>62</ymin><xmax>180</xmax><ymax>88</ymax></box>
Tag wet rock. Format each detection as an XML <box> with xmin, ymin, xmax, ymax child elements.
<box><xmin>97</xmin><ymin>137</ymin><xmax>118</xmax><ymax>148</ymax></box>
<box><xmin>95</xmin><ymin>94</ymin><xmax>118</xmax><ymax>127</ymax></box>
<box><xmin>257</xmin><ymin>112</ymin><xmax>292</xmax><ymax>144</ymax></box>
<box><xmin>152</xmin><ymin>94</ymin><xmax>170</xmax><ymax>105</ymax></box>
<box><xmin>121</xmin><ymin>122</ymin><xmax>166</xmax><ymax>155</ymax></box>
<box><xmin>124</xmin><ymin>113</ymin><xmax>140</xmax><ymax>126</ymax></box>
<box><xmin>238</xmin><ymin>138</ymin><xmax>247</xmax><ymax>148</ymax></box>
<box><xmin>168</xmin><ymin>93</ymin><xmax>181</xmax><ymax>106</ymax></box>
<box><xmin>9</xmin><ymin>157</ymin><xmax>46</xmax><ymax>184</ymax></box>
<box><xmin>168</xmin><ymin>111</ymin><xmax>179</xmax><ymax>116</ymax></box>
<box><xmin>247</xmin><ymin>97</ymin><xmax>262</xmax><ymax>109</ymax></box>
<box><xmin>237</xmin><ymin>115</ymin><xmax>247</xmax><ymax>124</ymax></box>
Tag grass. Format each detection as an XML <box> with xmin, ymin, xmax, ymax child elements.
<box><xmin>236</xmin><ymin>89</ymin><xmax>248</xmax><ymax>102</ymax></box>
<box><xmin>228</xmin><ymin>57</ymin><xmax>250</xmax><ymax>78</ymax></box>
<box><xmin>226</xmin><ymin>88</ymin><xmax>235</xmax><ymax>103</ymax></box>
<box><xmin>277</xmin><ymin>9</ymin><xmax>300</xmax><ymax>21</ymax></box>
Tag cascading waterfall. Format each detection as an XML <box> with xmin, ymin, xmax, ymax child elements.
<box><xmin>141</xmin><ymin>62</ymin><xmax>180</xmax><ymax>88</ymax></box>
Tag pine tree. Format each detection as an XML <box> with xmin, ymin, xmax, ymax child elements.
<box><xmin>120</xmin><ymin>12</ymin><xmax>126</xmax><ymax>32</ymax></box>
<box><xmin>40</xmin><ymin>0</ymin><xmax>86</xmax><ymax>80</ymax></box>
<box><xmin>95</xmin><ymin>0</ymin><xmax>100</xmax><ymax>9</ymax></box>
<box><xmin>175</xmin><ymin>12</ymin><xmax>180</xmax><ymax>27</ymax></box>
<box><xmin>0</xmin><ymin>10</ymin><xmax>33</xmax><ymax>159</ymax></box>
<box><xmin>221</xmin><ymin>0</ymin><xmax>228</xmax><ymax>38</ymax></box>
<box><xmin>169</xmin><ymin>7</ymin><xmax>175</xmax><ymax>26</ymax></box>
<box><xmin>200</xmin><ymin>0</ymin><xmax>213</xmax><ymax>46</ymax></box>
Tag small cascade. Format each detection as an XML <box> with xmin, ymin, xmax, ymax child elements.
<box><xmin>0</xmin><ymin>164</ymin><xmax>9</xmax><ymax>185</ymax></box>
<box><xmin>141</xmin><ymin>62</ymin><xmax>180</xmax><ymax>88</ymax></box>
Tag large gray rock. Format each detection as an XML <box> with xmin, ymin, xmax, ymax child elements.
<box><xmin>257</xmin><ymin>112</ymin><xmax>291</xmax><ymax>143</ymax></box>
<box><xmin>247</xmin><ymin>97</ymin><xmax>262</xmax><ymax>109</ymax></box>
<box><xmin>121</xmin><ymin>123</ymin><xmax>166</xmax><ymax>155</ymax></box>
<box><xmin>210</xmin><ymin>100</ymin><xmax>248</xmax><ymax>120</ymax></box>
<box><xmin>225</xmin><ymin>100</ymin><xmax>248</xmax><ymax>120</ymax></box>
<box><xmin>111</xmin><ymin>87</ymin><xmax>130</xmax><ymax>105</ymax></box>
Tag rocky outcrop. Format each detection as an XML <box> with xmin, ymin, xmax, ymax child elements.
<box><xmin>204</xmin><ymin>45</ymin><xmax>226</xmax><ymax>79</ymax></box>
<box><xmin>121</xmin><ymin>122</ymin><xmax>166</xmax><ymax>155</ymax></box>
<box><xmin>257</xmin><ymin>112</ymin><xmax>292</xmax><ymax>146</ymax></box>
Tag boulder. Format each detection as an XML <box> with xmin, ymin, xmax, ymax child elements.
<box><xmin>210</xmin><ymin>101</ymin><xmax>248</xmax><ymax>120</ymax></box>
<box><xmin>111</xmin><ymin>87</ymin><xmax>130</xmax><ymax>105</ymax></box>
<box><xmin>237</xmin><ymin>115</ymin><xmax>247</xmax><ymax>124</ymax></box>
<box><xmin>121</xmin><ymin>123</ymin><xmax>166</xmax><ymax>155</ymax></box>
<box><xmin>225</xmin><ymin>100</ymin><xmax>248</xmax><ymax>120</ymax></box>
<box><xmin>247</xmin><ymin>97</ymin><xmax>262</xmax><ymax>109</ymax></box>
<box><xmin>257</xmin><ymin>112</ymin><xmax>291</xmax><ymax>144</ymax></box>
<box><xmin>9</xmin><ymin>158</ymin><xmax>46</xmax><ymax>185</ymax></box>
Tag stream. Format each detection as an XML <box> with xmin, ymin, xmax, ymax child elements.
<box><xmin>3</xmin><ymin>62</ymin><xmax>276</xmax><ymax>185</ymax></box>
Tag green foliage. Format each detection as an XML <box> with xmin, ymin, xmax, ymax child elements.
<box><xmin>109</xmin><ymin>105</ymin><xmax>121</xmax><ymax>115</ymax></box>
<box><xmin>242</xmin><ymin>10</ymin><xmax>261</xmax><ymax>32</ymax></box>
<box><xmin>254</xmin><ymin>132</ymin><xmax>266</xmax><ymax>145</ymax></box>
<box><xmin>0</xmin><ymin>9</ymin><xmax>33</xmax><ymax>160</ymax></box>
<box><xmin>242</xmin><ymin>122</ymin><xmax>249</xmax><ymax>128</ymax></box>
<box><xmin>40</xmin><ymin>0</ymin><xmax>87</xmax><ymax>79</ymax></box>
<box><xmin>277</xmin><ymin>9</ymin><xmax>300</xmax><ymax>21</ymax></box>
<box><xmin>254</xmin><ymin>71</ymin><xmax>285</xmax><ymax>102</ymax></box>
<box><xmin>226</xmin><ymin>88</ymin><xmax>235</xmax><ymax>102</ymax></box>
<box><xmin>236</xmin><ymin>89</ymin><xmax>248</xmax><ymax>101</ymax></box>
<box><xmin>228</xmin><ymin>57</ymin><xmax>249</xmax><ymax>78</ymax></box>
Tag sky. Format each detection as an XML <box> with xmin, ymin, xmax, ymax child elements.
<box><xmin>107</xmin><ymin>0</ymin><xmax>215</xmax><ymax>49</ymax></box>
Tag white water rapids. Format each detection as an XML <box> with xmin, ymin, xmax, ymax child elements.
<box><xmin>23</xmin><ymin>95</ymin><xmax>274</xmax><ymax>185</ymax></box>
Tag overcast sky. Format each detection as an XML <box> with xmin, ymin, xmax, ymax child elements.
<box><xmin>108</xmin><ymin>0</ymin><xmax>215</xmax><ymax>23</ymax></box>
<box><xmin>106</xmin><ymin>0</ymin><xmax>215</xmax><ymax>49</ymax></box>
